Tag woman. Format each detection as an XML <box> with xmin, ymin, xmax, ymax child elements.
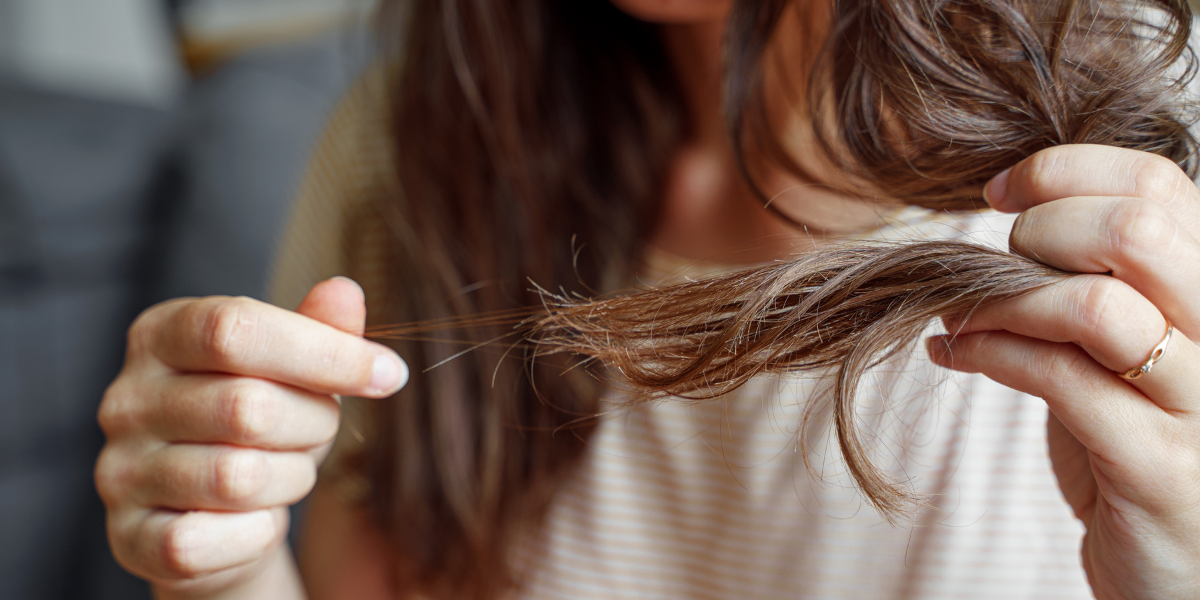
<box><xmin>95</xmin><ymin>0</ymin><xmax>1200</xmax><ymax>598</ymax></box>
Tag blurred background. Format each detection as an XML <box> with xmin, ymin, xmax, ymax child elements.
<box><xmin>0</xmin><ymin>0</ymin><xmax>373</xmax><ymax>597</ymax></box>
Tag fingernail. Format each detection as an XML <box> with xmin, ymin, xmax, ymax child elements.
<box><xmin>330</xmin><ymin>276</ymin><xmax>364</xmax><ymax>294</ymax></box>
<box><xmin>983</xmin><ymin>167</ymin><xmax>1012</xmax><ymax>209</ymax></box>
<box><xmin>369</xmin><ymin>353</ymin><xmax>408</xmax><ymax>395</ymax></box>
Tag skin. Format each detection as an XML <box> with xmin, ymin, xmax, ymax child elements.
<box><xmin>930</xmin><ymin>144</ymin><xmax>1200</xmax><ymax>599</ymax></box>
<box><xmin>94</xmin><ymin>1</ymin><xmax>1200</xmax><ymax>599</ymax></box>
<box><xmin>96</xmin><ymin>278</ymin><xmax>407</xmax><ymax>599</ymax></box>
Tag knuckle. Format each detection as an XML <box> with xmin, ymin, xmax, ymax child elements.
<box><xmin>1129</xmin><ymin>153</ymin><xmax>1188</xmax><ymax>201</ymax></box>
<box><xmin>97</xmin><ymin>382</ymin><xmax>135</xmax><ymax>437</ymax></box>
<box><xmin>1076</xmin><ymin>276</ymin><xmax>1127</xmax><ymax>336</ymax></box>
<box><xmin>213</xmin><ymin>450</ymin><xmax>267</xmax><ymax>505</ymax></box>
<box><xmin>160</xmin><ymin>518</ymin><xmax>204</xmax><ymax>578</ymax></box>
<box><xmin>199</xmin><ymin>298</ymin><xmax>257</xmax><ymax>369</ymax></box>
<box><xmin>1105</xmin><ymin>199</ymin><xmax>1178</xmax><ymax>263</ymax></box>
<box><xmin>93</xmin><ymin>446</ymin><xmax>132</xmax><ymax>505</ymax></box>
<box><xmin>1016</xmin><ymin>148</ymin><xmax>1068</xmax><ymax>194</ymax></box>
<box><xmin>219</xmin><ymin>379</ymin><xmax>279</xmax><ymax>445</ymax></box>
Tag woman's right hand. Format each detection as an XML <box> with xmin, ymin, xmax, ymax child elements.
<box><xmin>95</xmin><ymin>277</ymin><xmax>407</xmax><ymax>598</ymax></box>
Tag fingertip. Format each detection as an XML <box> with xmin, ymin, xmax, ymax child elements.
<box><xmin>939</xmin><ymin>314</ymin><xmax>964</xmax><ymax>334</ymax></box>
<box><xmin>328</xmin><ymin>276</ymin><xmax>364</xmax><ymax>298</ymax></box>
<box><xmin>984</xmin><ymin>167</ymin><xmax>1013</xmax><ymax>211</ymax></box>
<box><xmin>297</xmin><ymin>278</ymin><xmax>368</xmax><ymax>336</ymax></box>
<box><xmin>365</xmin><ymin>351</ymin><xmax>408</xmax><ymax>397</ymax></box>
<box><xmin>926</xmin><ymin>334</ymin><xmax>951</xmax><ymax>366</ymax></box>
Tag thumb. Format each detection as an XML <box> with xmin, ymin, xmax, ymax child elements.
<box><xmin>295</xmin><ymin>276</ymin><xmax>367</xmax><ymax>337</ymax></box>
<box><xmin>295</xmin><ymin>277</ymin><xmax>408</xmax><ymax>396</ymax></box>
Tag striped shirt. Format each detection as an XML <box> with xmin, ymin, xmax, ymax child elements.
<box><xmin>270</xmin><ymin>74</ymin><xmax>1093</xmax><ymax>600</ymax></box>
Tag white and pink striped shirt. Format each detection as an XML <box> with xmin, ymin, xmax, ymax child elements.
<box><xmin>270</xmin><ymin>77</ymin><xmax>1093</xmax><ymax>599</ymax></box>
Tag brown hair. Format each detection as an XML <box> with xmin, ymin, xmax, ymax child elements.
<box><xmin>360</xmin><ymin>0</ymin><xmax>1196</xmax><ymax>597</ymax></box>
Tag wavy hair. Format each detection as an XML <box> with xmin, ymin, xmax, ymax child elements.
<box><xmin>361</xmin><ymin>0</ymin><xmax>1196</xmax><ymax>597</ymax></box>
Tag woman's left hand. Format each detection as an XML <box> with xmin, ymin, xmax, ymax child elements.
<box><xmin>928</xmin><ymin>144</ymin><xmax>1200</xmax><ymax>600</ymax></box>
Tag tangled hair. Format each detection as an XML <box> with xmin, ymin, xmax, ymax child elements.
<box><xmin>372</xmin><ymin>241</ymin><xmax>1072</xmax><ymax>520</ymax></box>
<box><xmin>365</xmin><ymin>0</ymin><xmax>1196</xmax><ymax>597</ymax></box>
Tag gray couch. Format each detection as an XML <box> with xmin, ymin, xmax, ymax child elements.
<box><xmin>0</xmin><ymin>31</ymin><xmax>364</xmax><ymax>599</ymax></box>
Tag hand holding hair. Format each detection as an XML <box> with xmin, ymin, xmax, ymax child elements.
<box><xmin>95</xmin><ymin>278</ymin><xmax>407</xmax><ymax>598</ymax></box>
<box><xmin>931</xmin><ymin>144</ymin><xmax>1200</xmax><ymax>599</ymax></box>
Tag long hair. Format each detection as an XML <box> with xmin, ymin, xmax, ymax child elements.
<box><xmin>359</xmin><ymin>0</ymin><xmax>1196</xmax><ymax>597</ymax></box>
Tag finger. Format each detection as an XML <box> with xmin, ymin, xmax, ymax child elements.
<box><xmin>147</xmin><ymin>375</ymin><xmax>339</xmax><ymax>450</ymax></box>
<box><xmin>928</xmin><ymin>331</ymin><xmax>1199</xmax><ymax>515</ymax></box>
<box><xmin>946</xmin><ymin>274</ymin><xmax>1200</xmax><ymax>413</ymax></box>
<box><xmin>295</xmin><ymin>277</ymin><xmax>367</xmax><ymax>337</ymax></box>
<box><xmin>110</xmin><ymin>507</ymin><xmax>285</xmax><ymax>581</ymax></box>
<box><xmin>926</xmin><ymin>331</ymin><xmax>1166</xmax><ymax>469</ymax></box>
<box><xmin>1007</xmin><ymin>196</ymin><xmax>1200</xmax><ymax>336</ymax></box>
<box><xmin>134</xmin><ymin>445</ymin><xmax>316</xmax><ymax>511</ymax></box>
<box><xmin>984</xmin><ymin>144</ymin><xmax>1200</xmax><ymax>239</ymax></box>
<box><xmin>135</xmin><ymin>295</ymin><xmax>406</xmax><ymax>398</ymax></box>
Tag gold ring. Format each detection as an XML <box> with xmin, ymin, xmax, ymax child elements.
<box><xmin>1121</xmin><ymin>319</ymin><xmax>1173</xmax><ymax>380</ymax></box>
